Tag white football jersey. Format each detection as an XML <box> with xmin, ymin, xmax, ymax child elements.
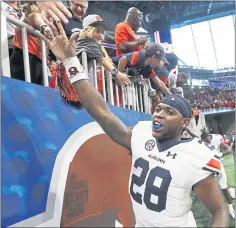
<box><xmin>129</xmin><ymin>121</ymin><xmax>220</xmax><ymax>227</ymax></box>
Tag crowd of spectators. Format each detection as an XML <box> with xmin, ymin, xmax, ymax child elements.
<box><xmin>2</xmin><ymin>0</ymin><xmax>234</xmax><ymax>114</ymax></box>
<box><xmin>2</xmin><ymin>1</ymin><xmax>175</xmax><ymax>108</ymax></box>
<box><xmin>185</xmin><ymin>86</ymin><xmax>235</xmax><ymax>110</ymax></box>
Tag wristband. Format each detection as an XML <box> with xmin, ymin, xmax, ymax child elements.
<box><xmin>62</xmin><ymin>56</ymin><xmax>89</xmax><ymax>84</ymax></box>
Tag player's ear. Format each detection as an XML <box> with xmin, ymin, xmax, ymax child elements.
<box><xmin>182</xmin><ymin>118</ymin><xmax>190</xmax><ymax>128</ymax></box>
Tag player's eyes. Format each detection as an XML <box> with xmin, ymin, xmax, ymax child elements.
<box><xmin>167</xmin><ymin>110</ymin><xmax>175</xmax><ymax>115</ymax></box>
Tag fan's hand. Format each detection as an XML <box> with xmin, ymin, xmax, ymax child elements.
<box><xmin>40</xmin><ymin>20</ymin><xmax>79</xmax><ymax>61</ymax></box>
<box><xmin>36</xmin><ymin>1</ymin><xmax>72</xmax><ymax>24</ymax></box>
<box><xmin>115</xmin><ymin>72</ymin><xmax>132</xmax><ymax>86</ymax></box>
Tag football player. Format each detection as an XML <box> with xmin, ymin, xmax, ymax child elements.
<box><xmin>40</xmin><ymin>21</ymin><xmax>229</xmax><ymax>227</ymax></box>
<box><xmin>200</xmin><ymin>129</ymin><xmax>235</xmax><ymax>219</ymax></box>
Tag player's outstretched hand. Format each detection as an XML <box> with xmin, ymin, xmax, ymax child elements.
<box><xmin>36</xmin><ymin>1</ymin><xmax>72</xmax><ymax>24</ymax></box>
<box><xmin>40</xmin><ymin>20</ymin><xmax>79</xmax><ymax>61</ymax></box>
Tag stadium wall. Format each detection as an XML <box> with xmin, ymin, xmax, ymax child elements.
<box><xmin>2</xmin><ymin>76</ymin><xmax>151</xmax><ymax>227</ymax></box>
<box><xmin>205</xmin><ymin>112</ymin><xmax>235</xmax><ymax>135</ymax></box>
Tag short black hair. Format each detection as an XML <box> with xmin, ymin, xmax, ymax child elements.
<box><xmin>178</xmin><ymin>72</ymin><xmax>189</xmax><ymax>80</ymax></box>
<box><xmin>200</xmin><ymin>128</ymin><xmax>210</xmax><ymax>140</ymax></box>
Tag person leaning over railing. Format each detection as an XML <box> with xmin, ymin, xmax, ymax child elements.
<box><xmin>111</xmin><ymin>43</ymin><xmax>172</xmax><ymax>108</ymax></box>
<box><xmin>112</xmin><ymin>43</ymin><xmax>171</xmax><ymax>96</ymax></box>
<box><xmin>9</xmin><ymin>2</ymin><xmax>53</xmax><ymax>85</ymax></box>
<box><xmin>150</xmin><ymin>53</ymin><xmax>179</xmax><ymax>113</ymax></box>
<box><xmin>55</xmin><ymin>14</ymin><xmax>130</xmax><ymax>106</ymax></box>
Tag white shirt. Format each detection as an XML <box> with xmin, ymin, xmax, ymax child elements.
<box><xmin>168</xmin><ymin>71</ymin><xmax>177</xmax><ymax>89</ymax></box>
<box><xmin>1</xmin><ymin>2</ymin><xmax>25</xmax><ymax>37</ymax></box>
<box><xmin>168</xmin><ymin>71</ymin><xmax>184</xmax><ymax>97</ymax></box>
<box><xmin>129</xmin><ymin>121</ymin><xmax>220</xmax><ymax>227</ymax></box>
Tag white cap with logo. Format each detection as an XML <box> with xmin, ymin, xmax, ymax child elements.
<box><xmin>82</xmin><ymin>14</ymin><xmax>104</xmax><ymax>28</ymax></box>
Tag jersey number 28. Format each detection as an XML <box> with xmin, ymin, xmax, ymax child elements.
<box><xmin>130</xmin><ymin>157</ymin><xmax>172</xmax><ymax>213</ymax></box>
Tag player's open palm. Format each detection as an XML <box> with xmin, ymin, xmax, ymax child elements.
<box><xmin>40</xmin><ymin>20</ymin><xmax>79</xmax><ymax>61</ymax></box>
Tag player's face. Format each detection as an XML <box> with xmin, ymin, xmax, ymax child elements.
<box><xmin>152</xmin><ymin>103</ymin><xmax>189</xmax><ymax>139</ymax></box>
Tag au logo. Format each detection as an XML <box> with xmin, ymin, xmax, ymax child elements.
<box><xmin>145</xmin><ymin>140</ymin><xmax>155</xmax><ymax>151</ymax></box>
<box><xmin>68</xmin><ymin>67</ymin><xmax>79</xmax><ymax>76</ymax></box>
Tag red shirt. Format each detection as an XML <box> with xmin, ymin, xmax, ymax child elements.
<box><xmin>227</xmin><ymin>101</ymin><xmax>233</xmax><ymax>107</ymax></box>
<box><xmin>13</xmin><ymin>26</ymin><xmax>43</xmax><ymax>60</ymax></box>
<box><xmin>115</xmin><ymin>22</ymin><xmax>143</xmax><ymax>56</ymax></box>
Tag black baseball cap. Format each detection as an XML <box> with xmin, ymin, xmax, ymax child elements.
<box><xmin>165</xmin><ymin>53</ymin><xmax>178</xmax><ymax>68</ymax></box>
<box><xmin>146</xmin><ymin>43</ymin><xmax>168</xmax><ymax>64</ymax></box>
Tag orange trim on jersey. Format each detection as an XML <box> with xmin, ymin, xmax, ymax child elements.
<box><xmin>149</xmin><ymin>70</ymin><xmax>156</xmax><ymax>79</ymax></box>
<box><xmin>160</xmin><ymin>74</ymin><xmax>167</xmax><ymax>85</ymax></box>
<box><xmin>130</xmin><ymin>52</ymin><xmax>139</xmax><ymax>65</ymax></box>
<box><xmin>206</xmin><ymin>159</ymin><xmax>221</xmax><ymax>170</ymax></box>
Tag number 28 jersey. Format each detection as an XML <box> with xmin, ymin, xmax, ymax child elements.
<box><xmin>129</xmin><ymin>121</ymin><xmax>221</xmax><ymax>227</ymax></box>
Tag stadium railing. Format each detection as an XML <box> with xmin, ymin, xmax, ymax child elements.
<box><xmin>1</xmin><ymin>12</ymin><xmax>152</xmax><ymax>114</ymax></box>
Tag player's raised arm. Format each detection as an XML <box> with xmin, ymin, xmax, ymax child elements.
<box><xmin>40</xmin><ymin>21</ymin><xmax>132</xmax><ymax>150</ymax></box>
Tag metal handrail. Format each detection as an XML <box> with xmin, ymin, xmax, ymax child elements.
<box><xmin>1</xmin><ymin>12</ymin><xmax>49</xmax><ymax>86</ymax></box>
<box><xmin>1</xmin><ymin>12</ymin><xmax>152</xmax><ymax>114</ymax></box>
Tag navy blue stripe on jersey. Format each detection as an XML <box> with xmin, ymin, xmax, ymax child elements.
<box><xmin>158</xmin><ymin>138</ymin><xmax>194</xmax><ymax>152</ymax></box>
<box><xmin>202</xmin><ymin>167</ymin><xmax>220</xmax><ymax>175</ymax></box>
<box><xmin>214</xmin><ymin>155</ymin><xmax>221</xmax><ymax>160</ymax></box>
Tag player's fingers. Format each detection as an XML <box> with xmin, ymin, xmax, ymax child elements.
<box><xmin>48</xmin><ymin>29</ymin><xmax>54</xmax><ymax>39</ymax></box>
<box><xmin>48</xmin><ymin>8</ymin><xmax>61</xmax><ymax>23</ymax></box>
<box><xmin>56</xmin><ymin>21</ymin><xmax>67</xmax><ymax>38</ymax></box>
<box><xmin>48</xmin><ymin>19</ymin><xmax>59</xmax><ymax>37</ymax></box>
<box><xmin>38</xmin><ymin>33</ymin><xmax>51</xmax><ymax>46</ymax></box>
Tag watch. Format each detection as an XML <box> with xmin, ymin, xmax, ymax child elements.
<box><xmin>40</xmin><ymin>24</ymin><xmax>47</xmax><ymax>34</ymax></box>
<box><xmin>110</xmin><ymin>68</ymin><xmax>118</xmax><ymax>76</ymax></box>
